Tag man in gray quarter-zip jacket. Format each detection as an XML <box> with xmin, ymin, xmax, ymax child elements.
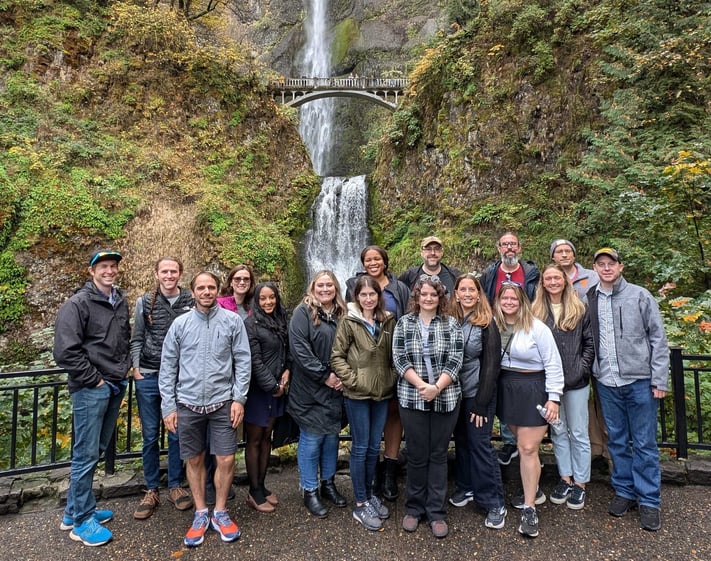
<box><xmin>159</xmin><ymin>271</ymin><xmax>250</xmax><ymax>547</ymax></box>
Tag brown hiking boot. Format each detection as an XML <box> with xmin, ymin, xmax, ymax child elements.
<box><xmin>134</xmin><ymin>489</ymin><xmax>159</xmax><ymax>520</ymax></box>
<box><xmin>168</xmin><ymin>487</ymin><xmax>193</xmax><ymax>511</ymax></box>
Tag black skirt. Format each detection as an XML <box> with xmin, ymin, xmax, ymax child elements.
<box><xmin>496</xmin><ymin>369</ymin><xmax>547</xmax><ymax>427</ymax></box>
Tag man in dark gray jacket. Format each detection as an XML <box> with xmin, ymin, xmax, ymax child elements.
<box><xmin>160</xmin><ymin>271</ymin><xmax>251</xmax><ymax>547</ymax></box>
<box><xmin>54</xmin><ymin>249</ymin><xmax>131</xmax><ymax>547</ymax></box>
<box><xmin>587</xmin><ymin>248</ymin><xmax>669</xmax><ymax>532</ymax></box>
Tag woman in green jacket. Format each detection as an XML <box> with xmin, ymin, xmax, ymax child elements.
<box><xmin>331</xmin><ymin>275</ymin><xmax>396</xmax><ymax>532</ymax></box>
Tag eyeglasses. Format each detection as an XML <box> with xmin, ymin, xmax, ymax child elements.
<box><xmin>553</xmin><ymin>248</ymin><xmax>573</xmax><ymax>255</ymax></box>
<box><xmin>422</xmin><ymin>246</ymin><xmax>442</xmax><ymax>253</ymax></box>
<box><xmin>498</xmin><ymin>242</ymin><xmax>519</xmax><ymax>248</ymax></box>
<box><xmin>500</xmin><ymin>280</ymin><xmax>522</xmax><ymax>288</ymax></box>
<box><xmin>233</xmin><ymin>276</ymin><xmax>251</xmax><ymax>284</ymax></box>
<box><xmin>419</xmin><ymin>274</ymin><xmax>441</xmax><ymax>284</ymax></box>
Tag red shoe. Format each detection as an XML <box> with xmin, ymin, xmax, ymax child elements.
<box><xmin>184</xmin><ymin>510</ymin><xmax>210</xmax><ymax>547</ymax></box>
<box><xmin>210</xmin><ymin>510</ymin><xmax>241</xmax><ymax>542</ymax></box>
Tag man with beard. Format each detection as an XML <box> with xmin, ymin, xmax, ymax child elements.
<box><xmin>480</xmin><ymin>232</ymin><xmax>539</xmax><ymax>304</ymax></box>
<box><xmin>479</xmin><ymin>232</ymin><xmax>540</xmax><ymax>471</ymax></box>
<box><xmin>399</xmin><ymin>236</ymin><xmax>462</xmax><ymax>295</ymax></box>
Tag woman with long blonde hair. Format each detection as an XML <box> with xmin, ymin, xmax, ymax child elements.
<box><xmin>532</xmin><ymin>263</ymin><xmax>594</xmax><ymax>511</ymax></box>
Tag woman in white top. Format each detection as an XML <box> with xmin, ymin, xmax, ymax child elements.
<box><xmin>494</xmin><ymin>282</ymin><xmax>563</xmax><ymax>539</ymax></box>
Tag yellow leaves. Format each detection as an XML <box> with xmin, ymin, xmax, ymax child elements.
<box><xmin>682</xmin><ymin>312</ymin><xmax>703</xmax><ymax>323</ymax></box>
<box><xmin>670</xmin><ymin>297</ymin><xmax>691</xmax><ymax>308</ymax></box>
<box><xmin>488</xmin><ymin>44</ymin><xmax>505</xmax><ymax>56</ymax></box>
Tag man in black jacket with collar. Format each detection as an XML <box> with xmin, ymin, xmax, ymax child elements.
<box><xmin>54</xmin><ymin>249</ymin><xmax>131</xmax><ymax>547</ymax></box>
<box><xmin>399</xmin><ymin>236</ymin><xmax>462</xmax><ymax>295</ymax></box>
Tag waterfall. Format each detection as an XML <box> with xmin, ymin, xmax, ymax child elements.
<box><xmin>304</xmin><ymin>176</ymin><xmax>369</xmax><ymax>286</ymax></box>
<box><xmin>299</xmin><ymin>0</ymin><xmax>369</xmax><ymax>288</ymax></box>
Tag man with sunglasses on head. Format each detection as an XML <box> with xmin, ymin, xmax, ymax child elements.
<box><xmin>54</xmin><ymin>249</ymin><xmax>132</xmax><ymax>547</ymax></box>
<box><xmin>399</xmin><ymin>236</ymin><xmax>462</xmax><ymax>295</ymax></box>
<box><xmin>480</xmin><ymin>232</ymin><xmax>539</xmax><ymax>305</ymax></box>
<box><xmin>479</xmin><ymin>232</ymin><xmax>539</xmax><ymax>467</ymax></box>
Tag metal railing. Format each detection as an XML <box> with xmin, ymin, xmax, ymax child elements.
<box><xmin>0</xmin><ymin>347</ymin><xmax>708</xmax><ymax>477</ymax></box>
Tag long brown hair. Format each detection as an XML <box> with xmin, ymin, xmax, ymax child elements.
<box><xmin>302</xmin><ymin>270</ymin><xmax>347</xmax><ymax>325</ymax></box>
<box><xmin>532</xmin><ymin>263</ymin><xmax>586</xmax><ymax>330</ymax></box>
<box><xmin>352</xmin><ymin>275</ymin><xmax>388</xmax><ymax>322</ymax></box>
<box><xmin>221</xmin><ymin>264</ymin><xmax>255</xmax><ymax>307</ymax></box>
<box><xmin>449</xmin><ymin>273</ymin><xmax>492</xmax><ymax>328</ymax></box>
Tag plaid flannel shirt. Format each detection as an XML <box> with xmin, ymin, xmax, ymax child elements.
<box><xmin>393</xmin><ymin>313</ymin><xmax>463</xmax><ymax>413</ymax></box>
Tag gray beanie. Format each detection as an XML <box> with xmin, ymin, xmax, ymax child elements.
<box><xmin>550</xmin><ymin>239</ymin><xmax>576</xmax><ymax>258</ymax></box>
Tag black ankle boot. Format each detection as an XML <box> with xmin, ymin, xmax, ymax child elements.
<box><xmin>303</xmin><ymin>489</ymin><xmax>328</xmax><ymax>518</ymax></box>
<box><xmin>383</xmin><ymin>458</ymin><xmax>399</xmax><ymax>501</ymax></box>
<box><xmin>320</xmin><ymin>478</ymin><xmax>347</xmax><ymax>507</ymax></box>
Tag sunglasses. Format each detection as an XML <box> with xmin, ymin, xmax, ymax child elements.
<box><xmin>419</xmin><ymin>274</ymin><xmax>441</xmax><ymax>284</ymax></box>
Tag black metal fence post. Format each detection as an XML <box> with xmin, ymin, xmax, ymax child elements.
<box><xmin>670</xmin><ymin>346</ymin><xmax>688</xmax><ymax>459</ymax></box>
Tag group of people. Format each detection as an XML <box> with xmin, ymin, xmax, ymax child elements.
<box><xmin>52</xmin><ymin>231</ymin><xmax>669</xmax><ymax>547</ymax></box>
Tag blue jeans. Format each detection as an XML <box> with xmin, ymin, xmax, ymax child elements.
<box><xmin>550</xmin><ymin>384</ymin><xmax>591</xmax><ymax>483</ymax></box>
<box><xmin>64</xmin><ymin>383</ymin><xmax>125</xmax><ymax>525</ymax></box>
<box><xmin>500</xmin><ymin>423</ymin><xmax>516</xmax><ymax>446</ymax></box>
<box><xmin>297</xmin><ymin>429</ymin><xmax>339</xmax><ymax>491</ymax></box>
<box><xmin>453</xmin><ymin>397</ymin><xmax>505</xmax><ymax>509</ymax></box>
<box><xmin>597</xmin><ymin>379</ymin><xmax>662</xmax><ymax>508</ymax></box>
<box><xmin>344</xmin><ymin>398</ymin><xmax>388</xmax><ymax>503</ymax></box>
<box><xmin>135</xmin><ymin>373</ymin><xmax>183</xmax><ymax>488</ymax></box>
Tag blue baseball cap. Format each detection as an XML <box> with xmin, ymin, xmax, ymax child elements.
<box><xmin>89</xmin><ymin>249</ymin><xmax>122</xmax><ymax>267</ymax></box>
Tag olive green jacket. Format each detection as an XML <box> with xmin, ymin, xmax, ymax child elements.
<box><xmin>331</xmin><ymin>304</ymin><xmax>397</xmax><ymax>401</ymax></box>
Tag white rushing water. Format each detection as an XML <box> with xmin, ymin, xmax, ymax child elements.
<box><xmin>299</xmin><ymin>0</ymin><xmax>369</xmax><ymax>289</ymax></box>
<box><xmin>304</xmin><ymin>176</ymin><xmax>369</xmax><ymax>287</ymax></box>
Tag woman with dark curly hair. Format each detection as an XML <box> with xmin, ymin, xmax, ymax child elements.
<box><xmin>393</xmin><ymin>275</ymin><xmax>463</xmax><ymax>539</ymax></box>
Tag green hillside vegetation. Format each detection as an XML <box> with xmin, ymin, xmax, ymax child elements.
<box><xmin>372</xmin><ymin>0</ymin><xmax>710</xmax><ymax>352</ymax></box>
<box><xmin>0</xmin><ymin>0</ymin><xmax>319</xmax><ymax>345</ymax></box>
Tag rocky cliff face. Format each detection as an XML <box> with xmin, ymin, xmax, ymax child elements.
<box><xmin>229</xmin><ymin>0</ymin><xmax>448</xmax><ymax>77</ymax></box>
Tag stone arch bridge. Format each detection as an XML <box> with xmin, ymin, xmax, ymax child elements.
<box><xmin>270</xmin><ymin>77</ymin><xmax>409</xmax><ymax>110</ymax></box>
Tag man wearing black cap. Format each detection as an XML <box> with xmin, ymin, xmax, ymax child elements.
<box><xmin>399</xmin><ymin>236</ymin><xmax>462</xmax><ymax>295</ymax></box>
<box><xmin>54</xmin><ymin>249</ymin><xmax>131</xmax><ymax>546</ymax></box>
<box><xmin>549</xmin><ymin>239</ymin><xmax>599</xmax><ymax>301</ymax></box>
<box><xmin>587</xmin><ymin>248</ymin><xmax>669</xmax><ymax>532</ymax></box>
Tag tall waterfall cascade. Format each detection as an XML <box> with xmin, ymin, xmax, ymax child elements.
<box><xmin>299</xmin><ymin>0</ymin><xmax>369</xmax><ymax>289</ymax></box>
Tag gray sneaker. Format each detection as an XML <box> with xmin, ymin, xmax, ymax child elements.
<box><xmin>353</xmin><ymin>502</ymin><xmax>382</xmax><ymax>531</ymax></box>
<box><xmin>484</xmin><ymin>506</ymin><xmax>507</xmax><ymax>529</ymax></box>
<box><xmin>369</xmin><ymin>495</ymin><xmax>390</xmax><ymax>520</ymax></box>
<box><xmin>518</xmin><ymin>506</ymin><xmax>539</xmax><ymax>538</ymax></box>
<box><xmin>550</xmin><ymin>479</ymin><xmax>573</xmax><ymax>505</ymax></box>
<box><xmin>512</xmin><ymin>487</ymin><xmax>547</xmax><ymax>509</ymax></box>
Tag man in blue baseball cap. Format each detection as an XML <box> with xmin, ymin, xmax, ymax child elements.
<box><xmin>54</xmin><ymin>249</ymin><xmax>131</xmax><ymax>546</ymax></box>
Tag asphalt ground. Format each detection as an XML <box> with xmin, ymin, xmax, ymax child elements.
<box><xmin>2</xmin><ymin>462</ymin><xmax>709</xmax><ymax>561</ymax></box>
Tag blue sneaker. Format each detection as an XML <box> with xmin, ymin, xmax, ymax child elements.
<box><xmin>210</xmin><ymin>510</ymin><xmax>241</xmax><ymax>542</ymax></box>
<box><xmin>69</xmin><ymin>516</ymin><xmax>113</xmax><ymax>546</ymax></box>
<box><xmin>60</xmin><ymin>509</ymin><xmax>114</xmax><ymax>531</ymax></box>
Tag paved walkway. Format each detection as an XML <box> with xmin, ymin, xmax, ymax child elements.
<box><xmin>3</xmin><ymin>461</ymin><xmax>709</xmax><ymax>561</ymax></box>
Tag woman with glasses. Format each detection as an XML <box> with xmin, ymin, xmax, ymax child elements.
<box><xmin>217</xmin><ymin>265</ymin><xmax>256</xmax><ymax>320</ymax></box>
<box><xmin>331</xmin><ymin>275</ymin><xmax>396</xmax><ymax>531</ymax></box>
<box><xmin>393</xmin><ymin>275</ymin><xmax>463</xmax><ymax>538</ymax></box>
<box><xmin>288</xmin><ymin>270</ymin><xmax>348</xmax><ymax>518</ymax></box>
<box><xmin>494</xmin><ymin>281</ymin><xmax>563</xmax><ymax>538</ymax></box>
<box><xmin>448</xmin><ymin>274</ymin><xmax>506</xmax><ymax>529</ymax></box>
<box><xmin>532</xmin><ymin>264</ymin><xmax>594</xmax><ymax>510</ymax></box>
<box><xmin>243</xmin><ymin>282</ymin><xmax>291</xmax><ymax>513</ymax></box>
<box><xmin>345</xmin><ymin>245</ymin><xmax>410</xmax><ymax>501</ymax></box>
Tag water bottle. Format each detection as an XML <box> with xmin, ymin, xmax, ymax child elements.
<box><xmin>537</xmin><ymin>404</ymin><xmax>562</xmax><ymax>427</ymax></box>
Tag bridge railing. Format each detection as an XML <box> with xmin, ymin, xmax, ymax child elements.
<box><xmin>0</xmin><ymin>347</ymin><xmax>708</xmax><ymax>477</ymax></box>
<box><xmin>272</xmin><ymin>77</ymin><xmax>410</xmax><ymax>90</ymax></box>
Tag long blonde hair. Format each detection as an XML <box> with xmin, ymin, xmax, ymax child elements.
<box><xmin>493</xmin><ymin>283</ymin><xmax>534</xmax><ymax>333</ymax></box>
<box><xmin>532</xmin><ymin>263</ymin><xmax>586</xmax><ymax>331</ymax></box>
<box><xmin>302</xmin><ymin>270</ymin><xmax>347</xmax><ymax>325</ymax></box>
<box><xmin>449</xmin><ymin>273</ymin><xmax>492</xmax><ymax>328</ymax></box>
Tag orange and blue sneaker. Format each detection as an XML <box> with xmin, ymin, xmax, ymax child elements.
<box><xmin>184</xmin><ymin>509</ymin><xmax>210</xmax><ymax>547</ymax></box>
<box><xmin>210</xmin><ymin>510</ymin><xmax>241</xmax><ymax>542</ymax></box>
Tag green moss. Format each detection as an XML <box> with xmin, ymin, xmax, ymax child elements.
<box><xmin>331</xmin><ymin>18</ymin><xmax>359</xmax><ymax>69</ymax></box>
